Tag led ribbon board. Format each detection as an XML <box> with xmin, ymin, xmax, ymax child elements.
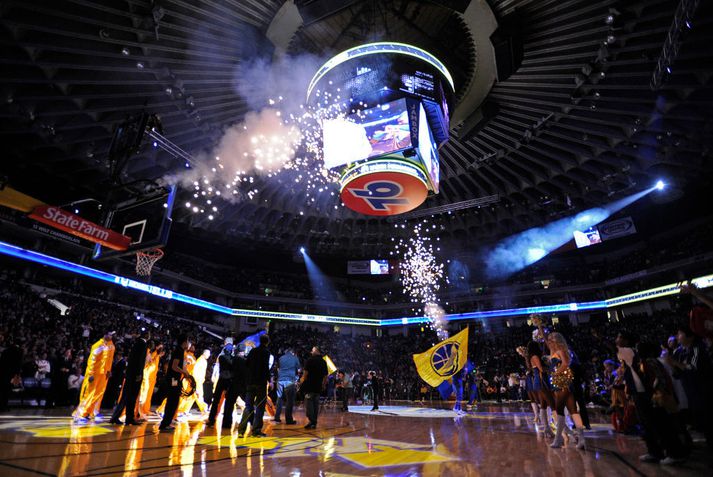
<box><xmin>0</xmin><ymin>241</ymin><xmax>379</xmax><ymax>326</ymax></box>
<box><xmin>605</xmin><ymin>273</ymin><xmax>713</xmax><ymax>307</ymax></box>
<box><xmin>307</xmin><ymin>42</ymin><xmax>455</xmax><ymax>102</ymax></box>
<box><xmin>381</xmin><ymin>301</ymin><xmax>609</xmax><ymax>326</ymax></box>
<box><xmin>1</xmin><ymin>240</ymin><xmax>709</xmax><ymax>328</ymax></box>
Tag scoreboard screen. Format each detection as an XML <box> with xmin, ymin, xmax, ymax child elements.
<box><xmin>323</xmin><ymin>98</ymin><xmax>412</xmax><ymax>170</ymax></box>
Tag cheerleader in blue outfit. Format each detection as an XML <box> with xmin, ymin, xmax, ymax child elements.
<box><xmin>546</xmin><ymin>332</ymin><xmax>586</xmax><ymax>450</ymax></box>
<box><xmin>527</xmin><ymin>341</ymin><xmax>555</xmax><ymax>437</ymax></box>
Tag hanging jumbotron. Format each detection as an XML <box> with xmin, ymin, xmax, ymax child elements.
<box><xmin>307</xmin><ymin>42</ymin><xmax>454</xmax><ymax>216</ymax></box>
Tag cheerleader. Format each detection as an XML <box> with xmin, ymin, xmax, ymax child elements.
<box><xmin>546</xmin><ymin>332</ymin><xmax>586</xmax><ymax>450</ymax></box>
<box><xmin>527</xmin><ymin>341</ymin><xmax>555</xmax><ymax>438</ymax></box>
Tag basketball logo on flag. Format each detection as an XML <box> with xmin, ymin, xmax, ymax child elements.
<box><xmin>412</xmin><ymin>328</ymin><xmax>469</xmax><ymax>387</ymax></box>
<box><xmin>430</xmin><ymin>342</ymin><xmax>460</xmax><ymax>377</ymax></box>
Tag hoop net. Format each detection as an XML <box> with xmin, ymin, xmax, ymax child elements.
<box><xmin>136</xmin><ymin>248</ymin><xmax>164</xmax><ymax>276</ymax></box>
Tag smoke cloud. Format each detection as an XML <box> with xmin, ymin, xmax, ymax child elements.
<box><xmin>162</xmin><ymin>53</ymin><xmax>328</xmax><ymax>201</ymax></box>
<box><xmin>234</xmin><ymin>53</ymin><xmax>327</xmax><ymax>114</ymax></box>
<box><xmin>214</xmin><ymin>108</ymin><xmax>301</xmax><ymax>176</ymax></box>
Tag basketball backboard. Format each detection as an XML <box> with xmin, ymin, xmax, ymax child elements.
<box><xmin>92</xmin><ymin>184</ymin><xmax>177</xmax><ymax>260</ymax></box>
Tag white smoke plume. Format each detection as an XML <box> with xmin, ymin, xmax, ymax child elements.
<box><xmin>234</xmin><ymin>53</ymin><xmax>327</xmax><ymax>115</ymax></box>
<box><xmin>162</xmin><ymin>53</ymin><xmax>329</xmax><ymax>204</ymax></box>
<box><xmin>214</xmin><ymin>108</ymin><xmax>301</xmax><ymax>176</ymax></box>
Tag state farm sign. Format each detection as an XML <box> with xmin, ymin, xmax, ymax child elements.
<box><xmin>28</xmin><ymin>206</ymin><xmax>130</xmax><ymax>251</ymax></box>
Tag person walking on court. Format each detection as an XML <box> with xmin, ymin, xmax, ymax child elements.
<box><xmin>206</xmin><ymin>343</ymin><xmax>234</xmax><ymax>426</ymax></box>
<box><xmin>274</xmin><ymin>347</ymin><xmax>300</xmax><ymax>424</ymax></box>
<box><xmin>221</xmin><ymin>344</ymin><xmax>248</xmax><ymax>430</ymax></box>
<box><xmin>110</xmin><ymin>329</ymin><xmax>149</xmax><ymax>425</ymax></box>
<box><xmin>368</xmin><ymin>371</ymin><xmax>381</xmax><ymax>411</ymax></box>
<box><xmin>73</xmin><ymin>331</ymin><xmax>115</xmax><ymax>421</ymax></box>
<box><xmin>159</xmin><ymin>335</ymin><xmax>191</xmax><ymax>432</ymax></box>
<box><xmin>237</xmin><ymin>335</ymin><xmax>272</xmax><ymax>437</ymax></box>
<box><xmin>192</xmin><ymin>349</ymin><xmax>211</xmax><ymax>414</ymax></box>
<box><xmin>300</xmin><ymin>346</ymin><xmax>328</xmax><ymax>429</ymax></box>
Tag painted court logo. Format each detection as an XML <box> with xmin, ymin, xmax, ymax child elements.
<box><xmin>431</xmin><ymin>341</ymin><xmax>460</xmax><ymax>377</ymax></box>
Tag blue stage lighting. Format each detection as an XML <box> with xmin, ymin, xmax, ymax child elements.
<box><xmin>299</xmin><ymin>247</ymin><xmax>305</xmax><ymax>254</ymax></box>
<box><xmin>655</xmin><ymin>180</ymin><xmax>665</xmax><ymax>191</ymax></box>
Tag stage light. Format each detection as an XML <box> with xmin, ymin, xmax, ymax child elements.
<box><xmin>299</xmin><ymin>247</ymin><xmax>305</xmax><ymax>253</ymax></box>
<box><xmin>655</xmin><ymin>180</ymin><xmax>665</xmax><ymax>191</ymax></box>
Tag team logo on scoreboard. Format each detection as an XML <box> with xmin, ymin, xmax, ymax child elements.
<box><xmin>341</xmin><ymin>171</ymin><xmax>428</xmax><ymax>216</ymax></box>
<box><xmin>348</xmin><ymin>181</ymin><xmax>409</xmax><ymax>211</ymax></box>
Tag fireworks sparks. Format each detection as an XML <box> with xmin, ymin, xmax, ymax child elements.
<box><xmin>170</xmin><ymin>91</ymin><xmax>351</xmax><ymax>221</ymax></box>
<box><xmin>393</xmin><ymin>221</ymin><xmax>448</xmax><ymax>339</ymax></box>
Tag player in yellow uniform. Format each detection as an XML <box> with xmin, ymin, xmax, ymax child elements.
<box><xmin>191</xmin><ymin>349</ymin><xmax>211</xmax><ymax>414</ymax></box>
<box><xmin>73</xmin><ymin>331</ymin><xmax>115</xmax><ymax>421</ymax></box>
<box><xmin>138</xmin><ymin>343</ymin><xmax>164</xmax><ymax>418</ymax></box>
<box><xmin>178</xmin><ymin>348</ymin><xmax>209</xmax><ymax>415</ymax></box>
<box><xmin>176</xmin><ymin>346</ymin><xmax>197</xmax><ymax>415</ymax></box>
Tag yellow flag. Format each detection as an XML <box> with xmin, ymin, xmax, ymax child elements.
<box><xmin>412</xmin><ymin>328</ymin><xmax>469</xmax><ymax>387</ymax></box>
<box><xmin>323</xmin><ymin>355</ymin><xmax>337</xmax><ymax>375</ymax></box>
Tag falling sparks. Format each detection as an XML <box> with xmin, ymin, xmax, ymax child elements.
<box><xmin>394</xmin><ymin>221</ymin><xmax>448</xmax><ymax>339</ymax></box>
<box><xmin>172</xmin><ymin>93</ymin><xmax>350</xmax><ymax>221</ymax></box>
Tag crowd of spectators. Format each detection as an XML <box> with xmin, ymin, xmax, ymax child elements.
<box><xmin>1</xmin><ymin>269</ymin><xmax>712</xmax><ymax>468</ymax></box>
<box><xmin>2</xmin><ymin>273</ymin><xmax>709</xmax><ymax>408</ymax></box>
<box><xmin>0</xmin><ymin>278</ymin><xmax>216</xmax><ymax>410</ymax></box>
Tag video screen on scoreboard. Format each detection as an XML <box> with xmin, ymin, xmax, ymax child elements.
<box><xmin>322</xmin><ymin>98</ymin><xmax>412</xmax><ymax>170</ymax></box>
<box><xmin>418</xmin><ymin>103</ymin><xmax>439</xmax><ymax>192</ymax></box>
<box><xmin>399</xmin><ymin>70</ymin><xmax>435</xmax><ymax>99</ymax></box>
<box><xmin>573</xmin><ymin>226</ymin><xmax>602</xmax><ymax>249</ymax></box>
<box><xmin>369</xmin><ymin>259</ymin><xmax>390</xmax><ymax>275</ymax></box>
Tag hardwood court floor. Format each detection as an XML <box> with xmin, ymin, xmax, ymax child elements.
<box><xmin>0</xmin><ymin>404</ymin><xmax>710</xmax><ymax>476</ymax></box>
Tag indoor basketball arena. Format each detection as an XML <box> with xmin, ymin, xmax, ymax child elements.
<box><xmin>1</xmin><ymin>1</ymin><xmax>713</xmax><ymax>476</ymax></box>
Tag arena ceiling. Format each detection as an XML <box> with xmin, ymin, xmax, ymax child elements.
<box><xmin>1</xmin><ymin>0</ymin><xmax>712</xmax><ymax>258</ymax></box>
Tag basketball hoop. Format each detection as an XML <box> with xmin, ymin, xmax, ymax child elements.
<box><xmin>135</xmin><ymin>248</ymin><xmax>164</xmax><ymax>276</ymax></box>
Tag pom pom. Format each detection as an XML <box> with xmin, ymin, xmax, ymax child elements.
<box><xmin>551</xmin><ymin>367</ymin><xmax>574</xmax><ymax>389</ymax></box>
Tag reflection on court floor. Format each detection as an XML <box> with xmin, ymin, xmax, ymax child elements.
<box><xmin>0</xmin><ymin>406</ymin><xmax>709</xmax><ymax>476</ymax></box>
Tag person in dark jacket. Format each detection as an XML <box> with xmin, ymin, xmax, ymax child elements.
<box><xmin>102</xmin><ymin>350</ymin><xmax>126</xmax><ymax>410</ymax></box>
<box><xmin>159</xmin><ymin>335</ymin><xmax>191</xmax><ymax>432</ymax></box>
<box><xmin>206</xmin><ymin>343</ymin><xmax>234</xmax><ymax>426</ymax></box>
<box><xmin>237</xmin><ymin>335</ymin><xmax>271</xmax><ymax>437</ymax></box>
<box><xmin>300</xmin><ymin>346</ymin><xmax>328</xmax><ymax>429</ymax></box>
<box><xmin>110</xmin><ymin>329</ymin><xmax>149</xmax><ymax>425</ymax></box>
<box><xmin>368</xmin><ymin>371</ymin><xmax>381</xmax><ymax>411</ymax></box>
<box><xmin>667</xmin><ymin>325</ymin><xmax>713</xmax><ymax>450</ymax></box>
<box><xmin>221</xmin><ymin>344</ymin><xmax>248</xmax><ymax>429</ymax></box>
<box><xmin>50</xmin><ymin>348</ymin><xmax>73</xmax><ymax>407</ymax></box>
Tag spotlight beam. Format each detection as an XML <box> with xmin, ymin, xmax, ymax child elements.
<box><xmin>302</xmin><ymin>250</ymin><xmax>339</xmax><ymax>306</ymax></box>
<box><xmin>485</xmin><ymin>186</ymin><xmax>660</xmax><ymax>278</ymax></box>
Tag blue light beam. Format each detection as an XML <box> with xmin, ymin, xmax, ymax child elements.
<box><xmin>484</xmin><ymin>187</ymin><xmax>657</xmax><ymax>279</ymax></box>
<box><xmin>302</xmin><ymin>250</ymin><xmax>339</xmax><ymax>305</ymax></box>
